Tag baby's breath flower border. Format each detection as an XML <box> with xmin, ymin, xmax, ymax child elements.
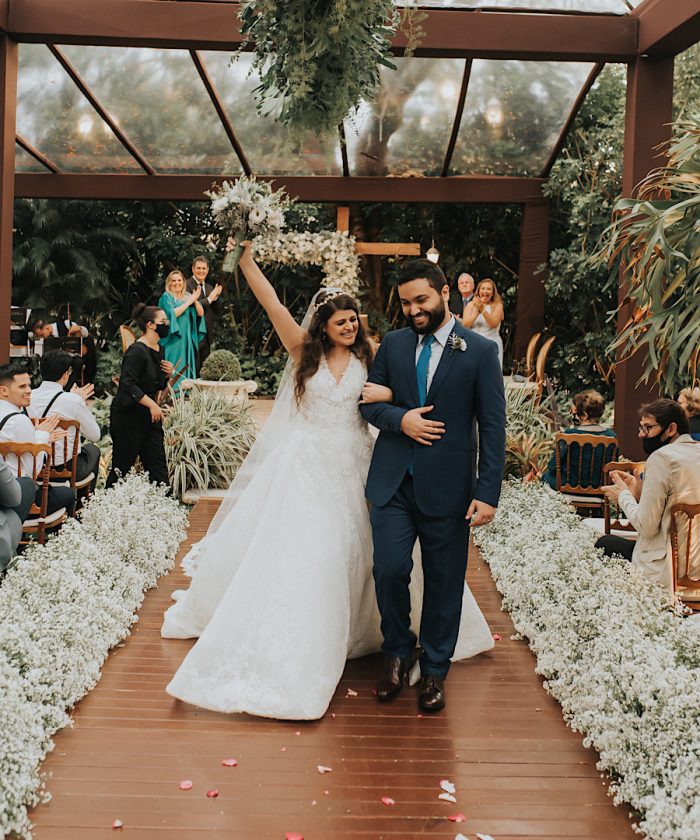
<box><xmin>473</xmin><ymin>480</ymin><xmax>700</xmax><ymax>840</ymax></box>
<box><xmin>0</xmin><ymin>473</ymin><xmax>187</xmax><ymax>839</ymax></box>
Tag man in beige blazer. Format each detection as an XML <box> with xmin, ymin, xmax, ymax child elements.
<box><xmin>597</xmin><ymin>399</ymin><xmax>700</xmax><ymax>598</ymax></box>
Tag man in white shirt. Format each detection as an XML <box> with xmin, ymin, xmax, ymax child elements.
<box><xmin>29</xmin><ymin>351</ymin><xmax>101</xmax><ymax>492</ymax></box>
<box><xmin>0</xmin><ymin>363</ymin><xmax>75</xmax><ymax>517</ymax></box>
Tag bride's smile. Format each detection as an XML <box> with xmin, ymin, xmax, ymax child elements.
<box><xmin>325</xmin><ymin>310</ymin><xmax>359</xmax><ymax>346</ymax></box>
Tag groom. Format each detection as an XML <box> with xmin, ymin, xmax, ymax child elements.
<box><xmin>360</xmin><ymin>259</ymin><xmax>505</xmax><ymax>712</ymax></box>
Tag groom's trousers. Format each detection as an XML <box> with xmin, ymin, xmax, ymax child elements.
<box><xmin>370</xmin><ymin>473</ymin><xmax>469</xmax><ymax>679</ymax></box>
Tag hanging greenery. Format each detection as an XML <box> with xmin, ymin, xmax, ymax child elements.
<box><xmin>239</xmin><ymin>1</ymin><xmax>424</xmax><ymax>135</ymax></box>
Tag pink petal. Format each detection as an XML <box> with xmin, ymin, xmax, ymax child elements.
<box><xmin>285</xmin><ymin>834</ymin><xmax>304</xmax><ymax>840</ymax></box>
<box><xmin>346</xmin><ymin>688</ymin><xmax>358</xmax><ymax>697</ymax></box>
<box><xmin>448</xmin><ymin>813</ymin><xmax>467</xmax><ymax>823</ymax></box>
<box><xmin>221</xmin><ymin>758</ymin><xmax>237</xmax><ymax>767</ymax></box>
<box><xmin>323</xmin><ymin>790</ymin><xmax>330</xmax><ymax>795</ymax></box>
<box><xmin>294</xmin><ymin>731</ymin><xmax>301</xmax><ymax>736</ymax></box>
<box><xmin>381</xmin><ymin>796</ymin><xmax>396</xmax><ymax>806</ymax></box>
<box><xmin>281</xmin><ymin>747</ymin><xmax>287</xmax><ymax>752</ymax></box>
<box><xmin>417</xmin><ymin>713</ymin><xmax>423</xmax><ymax>719</ymax></box>
<box><xmin>206</xmin><ymin>789</ymin><xmax>219</xmax><ymax>798</ymax></box>
<box><xmin>331</xmin><ymin>713</ymin><xmax>336</xmax><ymax>719</ymax></box>
<box><xmin>178</xmin><ymin>780</ymin><xmax>193</xmax><ymax>791</ymax></box>
<box><xmin>492</xmin><ymin>633</ymin><xmax>502</xmax><ymax>641</ymax></box>
<box><xmin>317</xmin><ymin>765</ymin><xmax>333</xmax><ymax>774</ymax></box>
<box><xmin>311</xmin><ymin>800</ymin><xmax>317</xmax><ymax>806</ymax></box>
<box><xmin>112</xmin><ymin>819</ymin><xmax>123</xmax><ymax>830</ymax></box>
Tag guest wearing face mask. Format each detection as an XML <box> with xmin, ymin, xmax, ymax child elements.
<box><xmin>106</xmin><ymin>304</ymin><xmax>173</xmax><ymax>489</ymax></box>
<box><xmin>596</xmin><ymin>399</ymin><xmax>700</xmax><ymax>597</ymax></box>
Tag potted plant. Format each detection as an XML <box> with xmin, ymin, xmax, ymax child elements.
<box><xmin>181</xmin><ymin>349</ymin><xmax>257</xmax><ymax>402</ymax></box>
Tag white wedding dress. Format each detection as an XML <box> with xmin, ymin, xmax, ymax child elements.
<box><xmin>162</xmin><ymin>354</ymin><xmax>494</xmax><ymax>720</ymax></box>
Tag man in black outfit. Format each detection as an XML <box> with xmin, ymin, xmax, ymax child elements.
<box><xmin>186</xmin><ymin>255</ymin><xmax>223</xmax><ymax>374</ymax></box>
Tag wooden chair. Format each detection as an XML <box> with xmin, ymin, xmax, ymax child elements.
<box><xmin>0</xmin><ymin>441</ymin><xmax>67</xmax><ymax>544</ymax></box>
<box><xmin>119</xmin><ymin>324</ymin><xmax>136</xmax><ymax>353</ymax></box>
<box><xmin>48</xmin><ymin>418</ymin><xmax>95</xmax><ymax>512</ymax></box>
<box><xmin>602</xmin><ymin>460</ymin><xmax>645</xmax><ymax>537</ymax></box>
<box><xmin>670</xmin><ymin>503</ymin><xmax>700</xmax><ymax>612</ymax></box>
<box><xmin>534</xmin><ymin>335</ymin><xmax>556</xmax><ymax>403</ymax></box>
<box><xmin>554</xmin><ymin>431</ymin><xmax>620</xmax><ymax>514</ymax></box>
<box><xmin>524</xmin><ymin>331</ymin><xmax>541</xmax><ymax>380</ymax></box>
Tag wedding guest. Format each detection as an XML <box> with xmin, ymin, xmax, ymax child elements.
<box><xmin>106</xmin><ymin>304</ymin><xmax>173</xmax><ymax>489</ymax></box>
<box><xmin>596</xmin><ymin>399</ymin><xmax>700</xmax><ymax>597</ymax></box>
<box><xmin>32</xmin><ymin>316</ymin><xmax>97</xmax><ymax>384</ymax></box>
<box><xmin>541</xmin><ymin>389</ymin><xmax>617</xmax><ymax>490</ymax></box>
<box><xmin>29</xmin><ymin>350</ymin><xmax>101</xmax><ymax>492</ymax></box>
<box><xmin>462</xmin><ymin>278</ymin><xmax>504</xmax><ymax>368</ymax></box>
<box><xmin>0</xmin><ymin>459</ymin><xmax>35</xmax><ymax>571</ymax></box>
<box><xmin>678</xmin><ymin>386</ymin><xmax>700</xmax><ymax>440</ymax></box>
<box><xmin>452</xmin><ymin>270</ymin><xmax>475</xmax><ymax>315</ymax></box>
<box><xmin>186</xmin><ymin>256</ymin><xmax>223</xmax><ymax>374</ymax></box>
<box><xmin>158</xmin><ymin>270</ymin><xmax>207</xmax><ymax>390</ymax></box>
<box><xmin>0</xmin><ymin>363</ymin><xmax>75</xmax><ymax>517</ymax></box>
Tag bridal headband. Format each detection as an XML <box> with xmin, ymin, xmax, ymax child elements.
<box><xmin>313</xmin><ymin>288</ymin><xmax>350</xmax><ymax>312</ymax></box>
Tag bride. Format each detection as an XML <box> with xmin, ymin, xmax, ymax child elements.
<box><xmin>162</xmin><ymin>244</ymin><xmax>493</xmax><ymax>720</ymax></box>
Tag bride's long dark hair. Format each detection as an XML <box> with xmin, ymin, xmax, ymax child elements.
<box><xmin>294</xmin><ymin>291</ymin><xmax>373</xmax><ymax>403</ymax></box>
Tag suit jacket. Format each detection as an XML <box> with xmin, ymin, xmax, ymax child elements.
<box><xmin>186</xmin><ymin>276</ymin><xmax>223</xmax><ymax>338</ymax></box>
<box><xmin>360</xmin><ymin>320</ymin><xmax>506</xmax><ymax>517</ymax></box>
<box><xmin>0</xmin><ymin>459</ymin><xmax>22</xmax><ymax>567</ymax></box>
<box><xmin>618</xmin><ymin>435</ymin><xmax>700</xmax><ymax>597</ymax></box>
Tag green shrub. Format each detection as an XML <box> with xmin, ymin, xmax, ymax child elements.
<box><xmin>164</xmin><ymin>390</ymin><xmax>256</xmax><ymax>499</ymax></box>
<box><xmin>200</xmin><ymin>349</ymin><xmax>242</xmax><ymax>382</ymax></box>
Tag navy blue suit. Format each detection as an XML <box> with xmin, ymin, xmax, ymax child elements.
<box><xmin>360</xmin><ymin>320</ymin><xmax>506</xmax><ymax>677</ymax></box>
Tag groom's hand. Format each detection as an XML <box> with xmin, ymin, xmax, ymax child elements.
<box><xmin>466</xmin><ymin>499</ymin><xmax>496</xmax><ymax>527</ymax></box>
<box><xmin>400</xmin><ymin>406</ymin><xmax>445</xmax><ymax>446</ymax></box>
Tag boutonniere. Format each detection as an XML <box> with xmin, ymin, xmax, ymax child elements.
<box><xmin>448</xmin><ymin>332</ymin><xmax>467</xmax><ymax>355</ymax></box>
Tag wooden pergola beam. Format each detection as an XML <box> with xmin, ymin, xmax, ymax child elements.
<box><xmin>635</xmin><ymin>0</ymin><xmax>700</xmax><ymax>59</ymax></box>
<box><xmin>4</xmin><ymin>0</ymin><xmax>639</xmax><ymax>61</ymax></box>
<box><xmin>14</xmin><ymin>173</ymin><xmax>546</xmax><ymax>204</ymax></box>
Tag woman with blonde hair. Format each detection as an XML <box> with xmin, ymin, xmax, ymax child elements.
<box><xmin>678</xmin><ymin>386</ymin><xmax>700</xmax><ymax>440</ymax></box>
<box><xmin>462</xmin><ymin>277</ymin><xmax>504</xmax><ymax>368</ymax></box>
<box><xmin>158</xmin><ymin>269</ymin><xmax>206</xmax><ymax>390</ymax></box>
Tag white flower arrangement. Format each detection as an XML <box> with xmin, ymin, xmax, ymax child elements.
<box><xmin>473</xmin><ymin>480</ymin><xmax>700</xmax><ymax>840</ymax></box>
<box><xmin>251</xmin><ymin>230</ymin><xmax>362</xmax><ymax>297</ymax></box>
<box><xmin>207</xmin><ymin>175</ymin><xmax>290</xmax><ymax>271</ymax></box>
<box><xmin>0</xmin><ymin>473</ymin><xmax>187</xmax><ymax>839</ymax></box>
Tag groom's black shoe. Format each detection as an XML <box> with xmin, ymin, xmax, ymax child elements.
<box><xmin>376</xmin><ymin>653</ymin><xmax>412</xmax><ymax>701</ymax></box>
<box><xmin>418</xmin><ymin>674</ymin><xmax>445</xmax><ymax>712</ymax></box>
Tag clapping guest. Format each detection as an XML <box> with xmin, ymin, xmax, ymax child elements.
<box><xmin>29</xmin><ymin>350</ymin><xmax>101</xmax><ymax>492</ymax></box>
<box><xmin>678</xmin><ymin>387</ymin><xmax>700</xmax><ymax>440</ymax></box>
<box><xmin>0</xmin><ymin>459</ymin><xmax>35</xmax><ymax>571</ymax></box>
<box><xmin>187</xmin><ymin>256</ymin><xmax>223</xmax><ymax>373</ymax></box>
<box><xmin>0</xmin><ymin>363</ymin><xmax>75</xmax><ymax>517</ymax></box>
<box><xmin>106</xmin><ymin>304</ymin><xmax>173</xmax><ymax>489</ymax></box>
<box><xmin>462</xmin><ymin>278</ymin><xmax>504</xmax><ymax>368</ymax></box>
<box><xmin>596</xmin><ymin>399</ymin><xmax>700</xmax><ymax>597</ymax></box>
<box><xmin>158</xmin><ymin>270</ymin><xmax>207</xmax><ymax>390</ymax></box>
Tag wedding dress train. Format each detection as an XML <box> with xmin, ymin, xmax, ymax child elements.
<box><xmin>162</xmin><ymin>355</ymin><xmax>493</xmax><ymax>719</ymax></box>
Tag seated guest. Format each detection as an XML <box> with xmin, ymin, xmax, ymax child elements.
<box><xmin>678</xmin><ymin>386</ymin><xmax>700</xmax><ymax>440</ymax></box>
<box><xmin>542</xmin><ymin>389</ymin><xmax>617</xmax><ymax>490</ymax></box>
<box><xmin>596</xmin><ymin>399</ymin><xmax>700</xmax><ymax>597</ymax></box>
<box><xmin>158</xmin><ymin>270</ymin><xmax>206</xmax><ymax>391</ymax></box>
<box><xmin>32</xmin><ymin>316</ymin><xmax>97</xmax><ymax>384</ymax></box>
<box><xmin>0</xmin><ymin>460</ymin><xmax>35</xmax><ymax>571</ymax></box>
<box><xmin>0</xmin><ymin>363</ymin><xmax>76</xmax><ymax>517</ymax></box>
<box><xmin>29</xmin><ymin>350</ymin><xmax>101</xmax><ymax>492</ymax></box>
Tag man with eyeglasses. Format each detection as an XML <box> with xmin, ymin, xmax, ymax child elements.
<box><xmin>595</xmin><ymin>398</ymin><xmax>700</xmax><ymax>597</ymax></box>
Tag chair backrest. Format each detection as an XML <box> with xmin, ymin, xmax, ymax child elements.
<box><xmin>535</xmin><ymin>335</ymin><xmax>555</xmax><ymax>400</ymax></box>
<box><xmin>0</xmin><ymin>440</ymin><xmax>52</xmax><ymax>521</ymax></box>
<box><xmin>50</xmin><ymin>418</ymin><xmax>81</xmax><ymax>485</ymax></box>
<box><xmin>670</xmin><ymin>503</ymin><xmax>700</xmax><ymax>599</ymax></box>
<box><xmin>43</xmin><ymin>335</ymin><xmax>82</xmax><ymax>356</ymax></box>
<box><xmin>602</xmin><ymin>460</ymin><xmax>645</xmax><ymax>535</ymax></box>
<box><xmin>525</xmin><ymin>331</ymin><xmax>541</xmax><ymax>380</ymax></box>
<box><xmin>119</xmin><ymin>324</ymin><xmax>136</xmax><ymax>353</ymax></box>
<box><xmin>554</xmin><ymin>431</ymin><xmax>620</xmax><ymax>497</ymax></box>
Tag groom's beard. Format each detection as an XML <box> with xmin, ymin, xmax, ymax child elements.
<box><xmin>407</xmin><ymin>299</ymin><xmax>447</xmax><ymax>335</ymax></box>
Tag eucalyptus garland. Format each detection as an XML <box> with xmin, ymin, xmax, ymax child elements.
<box><xmin>240</xmin><ymin>0</ymin><xmax>422</xmax><ymax>135</ymax></box>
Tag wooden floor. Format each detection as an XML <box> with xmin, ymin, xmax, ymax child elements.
<box><xmin>30</xmin><ymin>499</ymin><xmax>638</xmax><ymax>840</ymax></box>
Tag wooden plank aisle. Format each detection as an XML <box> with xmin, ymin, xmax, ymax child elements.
<box><xmin>29</xmin><ymin>494</ymin><xmax>638</xmax><ymax>840</ymax></box>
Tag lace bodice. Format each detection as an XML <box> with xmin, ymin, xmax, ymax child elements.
<box><xmin>294</xmin><ymin>354</ymin><xmax>370</xmax><ymax>438</ymax></box>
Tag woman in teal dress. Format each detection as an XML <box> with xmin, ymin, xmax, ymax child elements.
<box><xmin>158</xmin><ymin>270</ymin><xmax>207</xmax><ymax>392</ymax></box>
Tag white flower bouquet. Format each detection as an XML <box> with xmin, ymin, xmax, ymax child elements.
<box><xmin>207</xmin><ymin>175</ymin><xmax>291</xmax><ymax>272</ymax></box>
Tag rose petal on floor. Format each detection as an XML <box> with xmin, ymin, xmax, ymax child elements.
<box><xmin>112</xmin><ymin>819</ymin><xmax>123</xmax><ymax>829</ymax></box>
<box><xmin>492</xmin><ymin>633</ymin><xmax>502</xmax><ymax>641</ymax></box>
<box><xmin>346</xmin><ymin>688</ymin><xmax>358</xmax><ymax>697</ymax></box>
<box><xmin>178</xmin><ymin>780</ymin><xmax>193</xmax><ymax>791</ymax></box>
<box><xmin>285</xmin><ymin>833</ymin><xmax>304</xmax><ymax>840</ymax></box>
<box><xmin>448</xmin><ymin>813</ymin><xmax>466</xmax><ymax>822</ymax></box>
<box><xmin>438</xmin><ymin>792</ymin><xmax>457</xmax><ymax>803</ymax></box>
<box><xmin>380</xmin><ymin>796</ymin><xmax>396</xmax><ymax>806</ymax></box>
<box><xmin>317</xmin><ymin>765</ymin><xmax>333</xmax><ymax>774</ymax></box>
<box><xmin>221</xmin><ymin>758</ymin><xmax>237</xmax><ymax>767</ymax></box>
<box><xmin>206</xmin><ymin>789</ymin><xmax>219</xmax><ymax>798</ymax></box>
<box><xmin>440</xmin><ymin>779</ymin><xmax>456</xmax><ymax>794</ymax></box>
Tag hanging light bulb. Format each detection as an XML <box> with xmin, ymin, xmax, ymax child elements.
<box><xmin>484</xmin><ymin>96</ymin><xmax>504</xmax><ymax>129</ymax></box>
<box><xmin>426</xmin><ymin>239</ymin><xmax>440</xmax><ymax>264</ymax></box>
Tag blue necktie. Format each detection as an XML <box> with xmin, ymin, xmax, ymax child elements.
<box><xmin>416</xmin><ymin>335</ymin><xmax>435</xmax><ymax>406</ymax></box>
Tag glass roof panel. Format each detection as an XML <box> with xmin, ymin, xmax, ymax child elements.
<box><xmin>61</xmin><ymin>46</ymin><xmax>242</xmax><ymax>175</ymax></box>
<box><xmin>16</xmin><ymin>44</ymin><xmax>142</xmax><ymax>173</ymax></box>
<box><xmin>15</xmin><ymin>144</ymin><xmax>51</xmax><ymax>173</ymax></box>
<box><xmin>201</xmin><ymin>52</ymin><xmax>342</xmax><ymax>176</ymax></box>
<box><xmin>401</xmin><ymin>0</ymin><xmax>633</xmax><ymax>12</ymax></box>
<box><xmin>450</xmin><ymin>59</ymin><xmax>594</xmax><ymax>176</ymax></box>
<box><xmin>345</xmin><ymin>57</ymin><xmax>464</xmax><ymax>176</ymax></box>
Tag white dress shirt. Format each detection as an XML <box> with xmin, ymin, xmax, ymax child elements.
<box><xmin>0</xmin><ymin>399</ymin><xmax>50</xmax><ymax>477</ymax></box>
<box><xmin>29</xmin><ymin>381</ymin><xmax>100</xmax><ymax>466</ymax></box>
<box><xmin>414</xmin><ymin>316</ymin><xmax>456</xmax><ymax>392</ymax></box>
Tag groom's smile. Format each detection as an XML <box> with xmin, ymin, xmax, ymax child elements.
<box><xmin>399</xmin><ymin>278</ymin><xmax>451</xmax><ymax>335</ymax></box>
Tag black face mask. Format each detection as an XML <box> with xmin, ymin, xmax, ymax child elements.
<box><xmin>155</xmin><ymin>323</ymin><xmax>170</xmax><ymax>340</ymax></box>
<box><xmin>642</xmin><ymin>429</ymin><xmax>669</xmax><ymax>456</ymax></box>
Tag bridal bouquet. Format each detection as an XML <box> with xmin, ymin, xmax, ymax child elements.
<box><xmin>207</xmin><ymin>175</ymin><xmax>291</xmax><ymax>272</ymax></box>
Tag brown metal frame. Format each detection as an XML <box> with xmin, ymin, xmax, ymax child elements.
<box><xmin>634</xmin><ymin>0</ymin><xmax>700</xmax><ymax>58</ymax></box>
<box><xmin>16</xmin><ymin>132</ymin><xmax>57</xmax><ymax>171</ymax></box>
<box><xmin>441</xmin><ymin>58</ymin><xmax>471</xmax><ymax>178</ymax></box>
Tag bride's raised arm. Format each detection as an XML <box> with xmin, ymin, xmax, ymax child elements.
<box><xmin>238</xmin><ymin>243</ymin><xmax>307</xmax><ymax>364</ymax></box>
